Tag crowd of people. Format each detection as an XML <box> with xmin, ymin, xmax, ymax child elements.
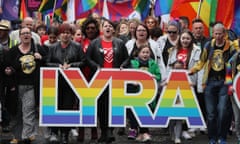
<box><xmin>0</xmin><ymin>12</ymin><xmax>240</xmax><ymax>144</ymax></box>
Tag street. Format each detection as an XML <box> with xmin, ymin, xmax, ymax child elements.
<box><xmin>0</xmin><ymin>126</ymin><xmax>237</xmax><ymax>144</ymax></box>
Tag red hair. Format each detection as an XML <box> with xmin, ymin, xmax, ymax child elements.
<box><xmin>59</xmin><ymin>23</ymin><xmax>73</xmax><ymax>34</ymax></box>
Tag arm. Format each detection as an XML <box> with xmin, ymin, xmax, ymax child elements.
<box><xmin>45</xmin><ymin>46</ymin><xmax>60</xmax><ymax>67</ymax></box>
<box><xmin>189</xmin><ymin>44</ymin><xmax>209</xmax><ymax>74</ymax></box>
<box><xmin>69</xmin><ymin>45</ymin><xmax>87</xmax><ymax>68</ymax></box>
<box><xmin>86</xmin><ymin>40</ymin><xmax>100</xmax><ymax>70</ymax></box>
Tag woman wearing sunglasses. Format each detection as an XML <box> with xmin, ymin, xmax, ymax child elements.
<box><xmin>157</xmin><ymin>20</ymin><xmax>180</xmax><ymax>67</ymax></box>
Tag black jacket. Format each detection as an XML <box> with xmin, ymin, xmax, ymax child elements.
<box><xmin>86</xmin><ymin>37</ymin><xmax>129</xmax><ymax>72</ymax></box>
<box><xmin>46</xmin><ymin>41</ymin><xmax>87</xmax><ymax>68</ymax></box>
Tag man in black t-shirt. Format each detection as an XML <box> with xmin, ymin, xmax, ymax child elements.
<box><xmin>189</xmin><ymin>23</ymin><xmax>236</xmax><ymax>144</ymax></box>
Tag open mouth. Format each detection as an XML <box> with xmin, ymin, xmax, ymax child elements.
<box><xmin>24</xmin><ymin>37</ymin><xmax>30</xmax><ymax>40</ymax></box>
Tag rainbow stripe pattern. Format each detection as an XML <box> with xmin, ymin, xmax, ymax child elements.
<box><xmin>75</xmin><ymin>0</ymin><xmax>98</xmax><ymax>15</ymax></box>
<box><xmin>110</xmin><ymin>69</ymin><xmax>157</xmax><ymax>126</ymax></box>
<box><xmin>156</xmin><ymin>70</ymin><xmax>206</xmax><ymax>128</ymax></box>
<box><xmin>40</xmin><ymin>68</ymin><xmax>205</xmax><ymax>128</ymax></box>
<box><xmin>40</xmin><ymin>68</ymin><xmax>81</xmax><ymax>126</ymax></box>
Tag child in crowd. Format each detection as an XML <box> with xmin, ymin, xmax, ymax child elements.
<box><xmin>168</xmin><ymin>60</ymin><xmax>185</xmax><ymax>144</ymax></box>
<box><xmin>126</xmin><ymin>44</ymin><xmax>161</xmax><ymax>142</ymax></box>
<box><xmin>167</xmin><ymin>29</ymin><xmax>202</xmax><ymax>143</ymax></box>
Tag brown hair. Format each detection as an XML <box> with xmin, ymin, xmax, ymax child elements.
<box><xmin>134</xmin><ymin>23</ymin><xmax>150</xmax><ymax>40</ymax></box>
<box><xmin>59</xmin><ymin>23</ymin><xmax>73</xmax><ymax>34</ymax></box>
<box><xmin>136</xmin><ymin>44</ymin><xmax>152</xmax><ymax>55</ymax></box>
<box><xmin>176</xmin><ymin>29</ymin><xmax>194</xmax><ymax>69</ymax></box>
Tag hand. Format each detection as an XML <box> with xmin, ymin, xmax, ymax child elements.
<box><xmin>34</xmin><ymin>52</ymin><xmax>42</xmax><ymax>60</ymax></box>
<box><xmin>202</xmin><ymin>84</ymin><xmax>206</xmax><ymax>90</ymax></box>
<box><xmin>152</xmin><ymin>75</ymin><xmax>156</xmax><ymax>79</ymax></box>
<box><xmin>189</xmin><ymin>82</ymin><xmax>195</xmax><ymax>87</ymax></box>
<box><xmin>5</xmin><ymin>67</ymin><xmax>13</xmax><ymax>75</ymax></box>
<box><xmin>120</xmin><ymin>66</ymin><xmax>124</xmax><ymax>70</ymax></box>
<box><xmin>63</xmin><ymin>63</ymin><xmax>71</xmax><ymax>69</ymax></box>
<box><xmin>188</xmin><ymin>69</ymin><xmax>194</xmax><ymax>75</ymax></box>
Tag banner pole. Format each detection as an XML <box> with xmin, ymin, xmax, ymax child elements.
<box><xmin>197</xmin><ymin>0</ymin><xmax>203</xmax><ymax>18</ymax></box>
<box><xmin>52</xmin><ymin>0</ymin><xmax>57</xmax><ymax>19</ymax></box>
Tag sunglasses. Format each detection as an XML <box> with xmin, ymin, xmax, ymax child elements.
<box><xmin>167</xmin><ymin>31</ymin><xmax>177</xmax><ymax>34</ymax></box>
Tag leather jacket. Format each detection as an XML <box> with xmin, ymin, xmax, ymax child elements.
<box><xmin>86</xmin><ymin>37</ymin><xmax>129</xmax><ymax>70</ymax></box>
<box><xmin>46</xmin><ymin>41</ymin><xmax>87</xmax><ymax>68</ymax></box>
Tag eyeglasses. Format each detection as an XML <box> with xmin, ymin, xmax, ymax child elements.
<box><xmin>20</xmin><ymin>32</ymin><xmax>31</xmax><ymax>35</ymax></box>
<box><xmin>136</xmin><ymin>29</ymin><xmax>147</xmax><ymax>32</ymax></box>
<box><xmin>167</xmin><ymin>31</ymin><xmax>177</xmax><ymax>34</ymax></box>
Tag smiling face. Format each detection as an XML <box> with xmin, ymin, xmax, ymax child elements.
<box><xmin>37</xmin><ymin>27</ymin><xmax>46</xmax><ymax>37</ymax></box>
<box><xmin>138</xmin><ymin>46</ymin><xmax>151</xmax><ymax>61</ymax></box>
<box><xmin>22</xmin><ymin>17</ymin><xmax>34</xmax><ymax>31</ymax></box>
<box><xmin>119</xmin><ymin>23</ymin><xmax>128</xmax><ymax>35</ymax></box>
<box><xmin>48</xmin><ymin>33</ymin><xmax>58</xmax><ymax>44</ymax></box>
<box><xmin>19</xmin><ymin>27</ymin><xmax>32</xmax><ymax>44</ymax></box>
<box><xmin>180</xmin><ymin>32</ymin><xmax>193</xmax><ymax>48</ymax></box>
<box><xmin>145</xmin><ymin>17</ymin><xmax>157</xmax><ymax>30</ymax></box>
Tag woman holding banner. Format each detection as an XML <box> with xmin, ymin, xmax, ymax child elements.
<box><xmin>86</xmin><ymin>19</ymin><xmax>129</xmax><ymax>143</ymax></box>
<box><xmin>167</xmin><ymin>29</ymin><xmax>202</xmax><ymax>143</ymax></box>
<box><xmin>46</xmin><ymin>23</ymin><xmax>87</xmax><ymax>144</ymax></box>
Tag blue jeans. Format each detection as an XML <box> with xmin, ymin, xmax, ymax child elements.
<box><xmin>204</xmin><ymin>79</ymin><xmax>231</xmax><ymax>140</ymax></box>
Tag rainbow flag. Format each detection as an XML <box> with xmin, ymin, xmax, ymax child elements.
<box><xmin>54</xmin><ymin>0</ymin><xmax>68</xmax><ymax>21</ymax></box>
<box><xmin>132</xmin><ymin>0</ymin><xmax>150</xmax><ymax>20</ymax></box>
<box><xmin>39</xmin><ymin>0</ymin><xmax>67</xmax><ymax>21</ymax></box>
<box><xmin>75</xmin><ymin>0</ymin><xmax>134</xmax><ymax>21</ymax></box>
<box><xmin>170</xmin><ymin>0</ymin><xmax>218</xmax><ymax>36</ymax></box>
<box><xmin>39</xmin><ymin>0</ymin><xmax>55</xmax><ymax>14</ymax></box>
<box><xmin>75</xmin><ymin>0</ymin><xmax>97</xmax><ymax>16</ymax></box>
<box><xmin>170</xmin><ymin>0</ymin><xmax>238</xmax><ymax>36</ymax></box>
<box><xmin>20</xmin><ymin>0</ymin><xmax>28</xmax><ymax>20</ymax></box>
<box><xmin>154</xmin><ymin>0</ymin><xmax>173</xmax><ymax>16</ymax></box>
<box><xmin>231</xmin><ymin>0</ymin><xmax>240</xmax><ymax>36</ymax></box>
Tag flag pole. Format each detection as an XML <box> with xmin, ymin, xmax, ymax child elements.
<box><xmin>52</xmin><ymin>0</ymin><xmax>57</xmax><ymax>19</ymax></box>
<box><xmin>197</xmin><ymin>0</ymin><xmax>203</xmax><ymax>18</ymax></box>
<box><xmin>150</xmin><ymin>0</ymin><xmax>155</xmax><ymax>17</ymax></box>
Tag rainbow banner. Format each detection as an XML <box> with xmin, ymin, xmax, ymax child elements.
<box><xmin>40</xmin><ymin>68</ymin><xmax>81</xmax><ymax>126</ymax></box>
<box><xmin>155</xmin><ymin>70</ymin><xmax>206</xmax><ymax>128</ymax></box>
<box><xmin>39</xmin><ymin>68</ymin><xmax>206</xmax><ymax>128</ymax></box>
